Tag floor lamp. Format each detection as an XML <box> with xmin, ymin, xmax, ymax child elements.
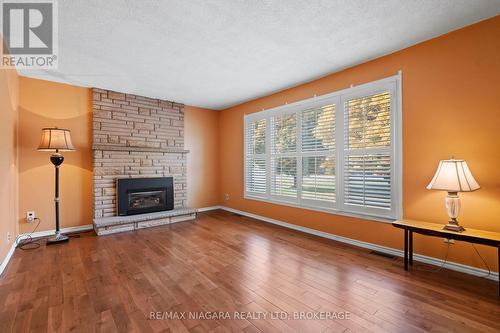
<box><xmin>38</xmin><ymin>127</ymin><xmax>75</xmax><ymax>244</ymax></box>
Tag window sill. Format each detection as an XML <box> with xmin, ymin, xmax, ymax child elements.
<box><xmin>243</xmin><ymin>194</ymin><xmax>396</xmax><ymax>224</ymax></box>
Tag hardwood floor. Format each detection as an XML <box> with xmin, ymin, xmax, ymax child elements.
<box><xmin>0</xmin><ymin>210</ymin><xmax>499</xmax><ymax>333</ymax></box>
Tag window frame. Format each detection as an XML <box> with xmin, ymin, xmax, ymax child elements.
<box><xmin>243</xmin><ymin>73</ymin><xmax>402</xmax><ymax>222</ymax></box>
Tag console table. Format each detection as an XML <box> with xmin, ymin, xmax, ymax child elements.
<box><xmin>392</xmin><ymin>220</ymin><xmax>500</xmax><ymax>296</ymax></box>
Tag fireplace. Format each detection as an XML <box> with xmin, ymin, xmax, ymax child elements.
<box><xmin>117</xmin><ymin>177</ymin><xmax>174</xmax><ymax>216</ymax></box>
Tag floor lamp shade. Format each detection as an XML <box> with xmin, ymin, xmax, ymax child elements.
<box><xmin>37</xmin><ymin>127</ymin><xmax>75</xmax><ymax>151</ymax></box>
<box><xmin>38</xmin><ymin>127</ymin><xmax>75</xmax><ymax>244</ymax></box>
<box><xmin>427</xmin><ymin>159</ymin><xmax>480</xmax><ymax>232</ymax></box>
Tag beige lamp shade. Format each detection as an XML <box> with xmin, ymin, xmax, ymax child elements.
<box><xmin>37</xmin><ymin>127</ymin><xmax>75</xmax><ymax>151</ymax></box>
<box><xmin>426</xmin><ymin>159</ymin><xmax>480</xmax><ymax>192</ymax></box>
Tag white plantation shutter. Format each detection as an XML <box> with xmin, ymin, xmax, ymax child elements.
<box><xmin>244</xmin><ymin>74</ymin><xmax>401</xmax><ymax>220</ymax></box>
<box><xmin>246</xmin><ymin>119</ymin><xmax>266</xmax><ymax>154</ymax></box>
<box><xmin>345</xmin><ymin>92</ymin><xmax>391</xmax><ymax>149</ymax></box>
<box><xmin>270</xmin><ymin>113</ymin><xmax>297</xmax><ymax>199</ymax></box>
<box><xmin>343</xmin><ymin>91</ymin><xmax>394</xmax><ymax>216</ymax></box>
<box><xmin>301</xmin><ymin>105</ymin><xmax>336</xmax><ymax>205</ymax></box>
<box><xmin>344</xmin><ymin>154</ymin><xmax>391</xmax><ymax>208</ymax></box>
<box><xmin>246</xmin><ymin>158</ymin><xmax>266</xmax><ymax>194</ymax></box>
<box><xmin>302</xmin><ymin>156</ymin><xmax>336</xmax><ymax>202</ymax></box>
<box><xmin>271</xmin><ymin>114</ymin><xmax>297</xmax><ymax>154</ymax></box>
<box><xmin>271</xmin><ymin>157</ymin><xmax>297</xmax><ymax>197</ymax></box>
<box><xmin>245</xmin><ymin>119</ymin><xmax>267</xmax><ymax>196</ymax></box>
<box><xmin>301</xmin><ymin>104</ymin><xmax>335</xmax><ymax>152</ymax></box>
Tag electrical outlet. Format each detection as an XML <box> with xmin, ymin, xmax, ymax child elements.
<box><xmin>224</xmin><ymin>193</ymin><xmax>230</xmax><ymax>201</ymax></box>
<box><xmin>443</xmin><ymin>238</ymin><xmax>455</xmax><ymax>244</ymax></box>
<box><xmin>6</xmin><ymin>232</ymin><xmax>11</xmax><ymax>244</ymax></box>
<box><xmin>26</xmin><ymin>211</ymin><xmax>35</xmax><ymax>223</ymax></box>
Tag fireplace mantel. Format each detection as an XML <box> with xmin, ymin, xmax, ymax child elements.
<box><xmin>92</xmin><ymin>144</ymin><xmax>189</xmax><ymax>154</ymax></box>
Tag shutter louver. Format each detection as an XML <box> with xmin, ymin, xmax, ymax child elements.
<box><xmin>346</xmin><ymin>92</ymin><xmax>391</xmax><ymax>149</ymax></box>
<box><xmin>301</xmin><ymin>104</ymin><xmax>336</xmax><ymax>203</ymax></box>
<box><xmin>302</xmin><ymin>156</ymin><xmax>336</xmax><ymax>202</ymax></box>
<box><xmin>271</xmin><ymin>114</ymin><xmax>297</xmax><ymax>154</ymax></box>
<box><xmin>270</xmin><ymin>114</ymin><xmax>298</xmax><ymax>198</ymax></box>
<box><xmin>271</xmin><ymin>157</ymin><xmax>297</xmax><ymax>197</ymax></box>
<box><xmin>246</xmin><ymin>119</ymin><xmax>266</xmax><ymax>154</ymax></box>
<box><xmin>302</xmin><ymin>104</ymin><xmax>335</xmax><ymax>152</ymax></box>
<box><xmin>245</xmin><ymin>119</ymin><xmax>267</xmax><ymax>195</ymax></box>
<box><xmin>344</xmin><ymin>92</ymin><xmax>392</xmax><ymax>212</ymax></box>
<box><xmin>246</xmin><ymin>158</ymin><xmax>267</xmax><ymax>194</ymax></box>
<box><xmin>345</xmin><ymin>154</ymin><xmax>391</xmax><ymax>208</ymax></box>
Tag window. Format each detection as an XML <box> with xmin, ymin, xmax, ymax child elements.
<box><xmin>244</xmin><ymin>74</ymin><xmax>402</xmax><ymax>221</ymax></box>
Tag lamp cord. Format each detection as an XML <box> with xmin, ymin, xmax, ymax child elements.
<box><xmin>16</xmin><ymin>218</ymin><xmax>41</xmax><ymax>250</ymax></box>
<box><xmin>416</xmin><ymin>242</ymin><xmax>451</xmax><ymax>273</ymax></box>
<box><xmin>471</xmin><ymin>243</ymin><xmax>491</xmax><ymax>278</ymax></box>
<box><xmin>415</xmin><ymin>242</ymin><xmax>491</xmax><ymax>278</ymax></box>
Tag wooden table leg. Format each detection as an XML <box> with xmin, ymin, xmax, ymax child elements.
<box><xmin>404</xmin><ymin>229</ymin><xmax>408</xmax><ymax>271</ymax></box>
<box><xmin>409</xmin><ymin>230</ymin><xmax>413</xmax><ymax>266</ymax></box>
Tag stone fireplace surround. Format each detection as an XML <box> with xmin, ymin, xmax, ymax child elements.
<box><xmin>92</xmin><ymin>88</ymin><xmax>196</xmax><ymax>235</ymax></box>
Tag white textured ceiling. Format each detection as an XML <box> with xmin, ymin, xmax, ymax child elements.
<box><xmin>18</xmin><ymin>0</ymin><xmax>500</xmax><ymax>109</ymax></box>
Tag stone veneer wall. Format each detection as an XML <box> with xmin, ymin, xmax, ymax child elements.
<box><xmin>92</xmin><ymin>88</ymin><xmax>188</xmax><ymax>218</ymax></box>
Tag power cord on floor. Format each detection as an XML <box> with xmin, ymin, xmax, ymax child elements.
<box><xmin>416</xmin><ymin>242</ymin><xmax>451</xmax><ymax>273</ymax></box>
<box><xmin>415</xmin><ymin>242</ymin><xmax>491</xmax><ymax>277</ymax></box>
<box><xmin>16</xmin><ymin>217</ymin><xmax>41</xmax><ymax>250</ymax></box>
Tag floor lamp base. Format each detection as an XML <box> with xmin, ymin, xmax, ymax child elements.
<box><xmin>46</xmin><ymin>231</ymin><xmax>69</xmax><ymax>245</ymax></box>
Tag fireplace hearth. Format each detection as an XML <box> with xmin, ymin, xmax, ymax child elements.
<box><xmin>117</xmin><ymin>177</ymin><xmax>174</xmax><ymax>216</ymax></box>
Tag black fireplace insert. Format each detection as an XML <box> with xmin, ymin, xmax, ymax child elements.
<box><xmin>117</xmin><ymin>177</ymin><xmax>174</xmax><ymax>216</ymax></box>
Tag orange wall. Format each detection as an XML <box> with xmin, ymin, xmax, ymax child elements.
<box><xmin>12</xmin><ymin>17</ymin><xmax>500</xmax><ymax>273</ymax></box>
<box><xmin>17</xmin><ymin>78</ymin><xmax>221</xmax><ymax>234</ymax></box>
<box><xmin>0</xmin><ymin>58</ymin><xmax>19</xmax><ymax>264</ymax></box>
<box><xmin>185</xmin><ymin>106</ymin><xmax>220</xmax><ymax>208</ymax></box>
<box><xmin>218</xmin><ymin>16</ymin><xmax>500</xmax><ymax>272</ymax></box>
<box><xmin>18</xmin><ymin>77</ymin><xmax>93</xmax><ymax>233</ymax></box>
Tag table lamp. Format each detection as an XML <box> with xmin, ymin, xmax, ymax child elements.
<box><xmin>38</xmin><ymin>127</ymin><xmax>75</xmax><ymax>244</ymax></box>
<box><xmin>426</xmin><ymin>158</ymin><xmax>480</xmax><ymax>232</ymax></box>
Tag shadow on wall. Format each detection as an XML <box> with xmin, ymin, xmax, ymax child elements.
<box><xmin>18</xmin><ymin>104</ymin><xmax>93</xmax><ymax>233</ymax></box>
<box><xmin>19</xmin><ymin>107</ymin><xmax>92</xmax><ymax>171</ymax></box>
